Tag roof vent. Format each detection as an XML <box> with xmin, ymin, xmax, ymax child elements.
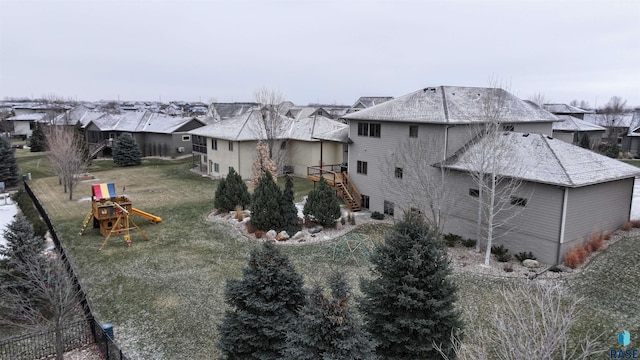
<box><xmin>423</xmin><ymin>87</ymin><xmax>436</xmax><ymax>93</ymax></box>
<box><xmin>522</xmin><ymin>133</ymin><xmax>530</xmax><ymax>137</ymax></box>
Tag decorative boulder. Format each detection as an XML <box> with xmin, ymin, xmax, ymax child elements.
<box><xmin>276</xmin><ymin>231</ymin><xmax>290</xmax><ymax>241</ymax></box>
<box><xmin>308</xmin><ymin>225</ymin><xmax>323</xmax><ymax>234</ymax></box>
<box><xmin>266</xmin><ymin>230</ymin><xmax>277</xmax><ymax>240</ymax></box>
<box><xmin>291</xmin><ymin>231</ymin><xmax>305</xmax><ymax>241</ymax></box>
<box><xmin>522</xmin><ymin>259</ymin><xmax>540</xmax><ymax>268</ymax></box>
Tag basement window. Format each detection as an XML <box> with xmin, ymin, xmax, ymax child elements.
<box><xmin>510</xmin><ymin>196</ymin><xmax>528</xmax><ymax>207</ymax></box>
<box><xmin>409</xmin><ymin>125</ymin><xmax>419</xmax><ymax>138</ymax></box>
<box><xmin>361</xmin><ymin>194</ymin><xmax>370</xmax><ymax>209</ymax></box>
<box><xmin>383</xmin><ymin>200</ymin><xmax>395</xmax><ymax>216</ymax></box>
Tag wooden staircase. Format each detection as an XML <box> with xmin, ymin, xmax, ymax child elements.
<box><xmin>307</xmin><ymin>165</ymin><xmax>362</xmax><ymax>211</ymax></box>
<box><xmin>89</xmin><ymin>140</ymin><xmax>107</xmax><ymax>159</ymax></box>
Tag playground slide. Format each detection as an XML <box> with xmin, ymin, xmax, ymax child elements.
<box><xmin>131</xmin><ymin>208</ymin><xmax>163</xmax><ymax>223</ymax></box>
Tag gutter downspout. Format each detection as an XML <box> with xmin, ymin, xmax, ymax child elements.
<box><xmin>629</xmin><ymin>177</ymin><xmax>636</xmax><ymax>221</ymax></box>
<box><xmin>556</xmin><ymin>187</ymin><xmax>569</xmax><ymax>265</ymax></box>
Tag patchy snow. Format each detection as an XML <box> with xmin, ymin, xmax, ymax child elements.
<box><xmin>0</xmin><ymin>193</ymin><xmax>18</xmax><ymax>258</ymax></box>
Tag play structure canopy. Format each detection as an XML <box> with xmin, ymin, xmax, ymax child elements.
<box><xmin>93</xmin><ymin>183</ymin><xmax>117</xmax><ymax>200</ymax></box>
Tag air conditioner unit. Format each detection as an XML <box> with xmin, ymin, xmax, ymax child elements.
<box><xmin>177</xmin><ymin>147</ymin><xmax>185</xmax><ymax>153</ymax></box>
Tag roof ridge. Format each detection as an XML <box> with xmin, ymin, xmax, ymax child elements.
<box><xmin>541</xmin><ymin>134</ymin><xmax>574</xmax><ymax>187</ymax></box>
<box><xmin>236</xmin><ymin>110</ymin><xmax>255</xmax><ymax>141</ymax></box>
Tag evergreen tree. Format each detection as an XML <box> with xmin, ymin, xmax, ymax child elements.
<box><xmin>0</xmin><ymin>215</ymin><xmax>44</xmax><ymax>271</ymax></box>
<box><xmin>218</xmin><ymin>242</ymin><xmax>306</xmax><ymax>359</ymax></box>
<box><xmin>303</xmin><ymin>177</ymin><xmax>341</xmax><ymax>227</ymax></box>
<box><xmin>280</xmin><ymin>175</ymin><xmax>300</xmax><ymax>236</ymax></box>
<box><xmin>0</xmin><ymin>135</ymin><xmax>19</xmax><ymax>187</ymax></box>
<box><xmin>29</xmin><ymin>124</ymin><xmax>46</xmax><ymax>152</ymax></box>
<box><xmin>578</xmin><ymin>133</ymin><xmax>591</xmax><ymax>149</ymax></box>
<box><xmin>213</xmin><ymin>177</ymin><xmax>232</xmax><ymax>212</ymax></box>
<box><xmin>112</xmin><ymin>133</ymin><xmax>142</xmax><ymax>166</ymax></box>
<box><xmin>284</xmin><ymin>272</ymin><xmax>377</xmax><ymax>360</ymax></box>
<box><xmin>359</xmin><ymin>212</ymin><xmax>462</xmax><ymax>359</ymax></box>
<box><xmin>225</xmin><ymin>167</ymin><xmax>251</xmax><ymax>210</ymax></box>
<box><xmin>251</xmin><ymin>172</ymin><xmax>283</xmax><ymax>231</ymax></box>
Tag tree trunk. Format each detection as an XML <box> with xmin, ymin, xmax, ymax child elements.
<box><xmin>484</xmin><ymin>173</ymin><xmax>497</xmax><ymax>266</ymax></box>
<box><xmin>55</xmin><ymin>324</ymin><xmax>64</xmax><ymax>360</ymax></box>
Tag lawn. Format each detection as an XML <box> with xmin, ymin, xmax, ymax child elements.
<box><xmin>21</xmin><ymin>155</ymin><xmax>640</xmax><ymax>358</ymax></box>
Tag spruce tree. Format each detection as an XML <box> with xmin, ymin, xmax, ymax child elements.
<box><xmin>213</xmin><ymin>177</ymin><xmax>232</xmax><ymax>212</ymax></box>
<box><xmin>251</xmin><ymin>172</ymin><xmax>283</xmax><ymax>231</ymax></box>
<box><xmin>0</xmin><ymin>215</ymin><xmax>44</xmax><ymax>270</ymax></box>
<box><xmin>303</xmin><ymin>177</ymin><xmax>341</xmax><ymax>227</ymax></box>
<box><xmin>29</xmin><ymin>124</ymin><xmax>46</xmax><ymax>152</ymax></box>
<box><xmin>280</xmin><ymin>175</ymin><xmax>300</xmax><ymax>236</ymax></box>
<box><xmin>284</xmin><ymin>272</ymin><xmax>377</xmax><ymax>360</ymax></box>
<box><xmin>218</xmin><ymin>242</ymin><xmax>306</xmax><ymax>359</ymax></box>
<box><xmin>225</xmin><ymin>167</ymin><xmax>251</xmax><ymax>210</ymax></box>
<box><xmin>113</xmin><ymin>133</ymin><xmax>142</xmax><ymax>166</ymax></box>
<box><xmin>359</xmin><ymin>212</ymin><xmax>462</xmax><ymax>359</ymax></box>
<box><xmin>0</xmin><ymin>135</ymin><xmax>19</xmax><ymax>187</ymax></box>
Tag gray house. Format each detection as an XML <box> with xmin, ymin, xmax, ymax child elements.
<box><xmin>551</xmin><ymin>114</ymin><xmax>606</xmax><ymax>148</ymax></box>
<box><xmin>341</xmin><ymin>86</ymin><xmax>638</xmax><ymax>264</ymax></box>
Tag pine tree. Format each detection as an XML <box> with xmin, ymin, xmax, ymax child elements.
<box><xmin>359</xmin><ymin>212</ymin><xmax>462</xmax><ymax>359</ymax></box>
<box><xmin>225</xmin><ymin>167</ymin><xmax>251</xmax><ymax>210</ymax></box>
<box><xmin>303</xmin><ymin>177</ymin><xmax>341</xmax><ymax>227</ymax></box>
<box><xmin>280</xmin><ymin>175</ymin><xmax>300</xmax><ymax>236</ymax></box>
<box><xmin>213</xmin><ymin>177</ymin><xmax>232</xmax><ymax>212</ymax></box>
<box><xmin>218</xmin><ymin>242</ymin><xmax>306</xmax><ymax>359</ymax></box>
<box><xmin>284</xmin><ymin>272</ymin><xmax>377</xmax><ymax>360</ymax></box>
<box><xmin>251</xmin><ymin>172</ymin><xmax>283</xmax><ymax>231</ymax></box>
<box><xmin>29</xmin><ymin>124</ymin><xmax>46</xmax><ymax>152</ymax></box>
<box><xmin>251</xmin><ymin>141</ymin><xmax>277</xmax><ymax>186</ymax></box>
<box><xmin>0</xmin><ymin>215</ymin><xmax>44</xmax><ymax>271</ymax></box>
<box><xmin>112</xmin><ymin>133</ymin><xmax>142</xmax><ymax>166</ymax></box>
<box><xmin>0</xmin><ymin>135</ymin><xmax>19</xmax><ymax>187</ymax></box>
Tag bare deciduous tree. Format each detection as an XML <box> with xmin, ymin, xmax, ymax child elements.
<box><xmin>251</xmin><ymin>141</ymin><xmax>277</xmax><ymax>186</ymax></box>
<box><xmin>528</xmin><ymin>92</ymin><xmax>549</xmax><ymax>107</ymax></box>
<box><xmin>435</xmin><ymin>282</ymin><xmax>604</xmax><ymax>360</ymax></box>
<box><xmin>600</xmin><ymin>96</ymin><xmax>628</xmax><ymax>148</ymax></box>
<box><xmin>382</xmin><ymin>138</ymin><xmax>455</xmax><ymax>235</ymax></box>
<box><xmin>46</xmin><ymin>126</ymin><xmax>89</xmax><ymax>200</ymax></box>
<box><xmin>252</xmin><ymin>87</ymin><xmax>290</xmax><ymax>173</ymax></box>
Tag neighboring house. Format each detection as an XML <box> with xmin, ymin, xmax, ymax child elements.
<box><xmin>205</xmin><ymin>102</ymin><xmax>259</xmax><ymax>121</ymax></box>
<box><xmin>5</xmin><ymin>113</ymin><xmax>49</xmax><ymax>139</ymax></box>
<box><xmin>341</xmin><ymin>85</ymin><xmax>637</xmax><ymax>264</ymax></box>
<box><xmin>625</xmin><ymin>110</ymin><xmax>640</xmax><ymax>155</ymax></box>
<box><xmin>81</xmin><ymin>111</ymin><xmax>205</xmax><ymax>158</ymax></box>
<box><xmin>551</xmin><ymin>115</ymin><xmax>606</xmax><ymax>148</ymax></box>
<box><xmin>543</xmin><ymin>103</ymin><xmax>592</xmax><ymax>120</ymax></box>
<box><xmin>583</xmin><ymin>113</ymin><xmax>634</xmax><ymax>152</ymax></box>
<box><xmin>347</xmin><ymin>96</ymin><xmax>394</xmax><ymax>113</ymax></box>
<box><xmin>188</xmin><ymin>109</ymin><xmax>349</xmax><ymax>180</ymax></box>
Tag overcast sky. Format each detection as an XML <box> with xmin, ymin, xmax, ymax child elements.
<box><xmin>1</xmin><ymin>0</ymin><xmax>638</xmax><ymax>107</ymax></box>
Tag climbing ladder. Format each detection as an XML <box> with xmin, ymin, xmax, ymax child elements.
<box><xmin>79</xmin><ymin>210</ymin><xmax>94</xmax><ymax>235</ymax></box>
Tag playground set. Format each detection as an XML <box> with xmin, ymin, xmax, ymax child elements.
<box><xmin>79</xmin><ymin>183</ymin><xmax>162</xmax><ymax>250</ymax></box>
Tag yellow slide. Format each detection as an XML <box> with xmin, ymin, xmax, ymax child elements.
<box><xmin>131</xmin><ymin>208</ymin><xmax>163</xmax><ymax>224</ymax></box>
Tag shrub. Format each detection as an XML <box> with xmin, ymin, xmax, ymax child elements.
<box><xmin>503</xmin><ymin>263</ymin><xmax>514</xmax><ymax>272</ymax></box>
<box><xmin>443</xmin><ymin>234</ymin><xmax>462</xmax><ymax>247</ymax></box>
<box><xmin>246</xmin><ymin>221</ymin><xmax>255</xmax><ymax>234</ymax></box>
<box><xmin>515</xmin><ymin>251</ymin><xmax>536</xmax><ymax>262</ymax></box>
<box><xmin>254</xmin><ymin>230</ymin><xmax>264</xmax><ymax>239</ymax></box>
<box><xmin>340</xmin><ymin>217</ymin><xmax>346</xmax><ymax>225</ymax></box>
<box><xmin>633</xmin><ymin>220</ymin><xmax>640</xmax><ymax>228</ymax></box>
<box><xmin>491</xmin><ymin>245</ymin><xmax>509</xmax><ymax>256</ymax></box>
<box><xmin>497</xmin><ymin>253</ymin><xmax>511</xmax><ymax>262</ymax></box>
<box><xmin>587</xmin><ymin>233</ymin><xmax>604</xmax><ymax>252</ymax></box>
<box><xmin>370</xmin><ymin>211</ymin><xmax>384</xmax><ymax>220</ymax></box>
<box><xmin>564</xmin><ymin>244</ymin><xmax>590</xmax><ymax>269</ymax></box>
<box><xmin>603</xmin><ymin>232</ymin><xmax>612</xmax><ymax>240</ymax></box>
<box><xmin>235</xmin><ymin>205</ymin><xmax>243</xmax><ymax>222</ymax></box>
<box><xmin>461</xmin><ymin>238</ymin><xmax>476</xmax><ymax>248</ymax></box>
<box><xmin>349</xmin><ymin>213</ymin><xmax>356</xmax><ymax>226</ymax></box>
<box><xmin>303</xmin><ymin>177</ymin><xmax>341</xmax><ymax>227</ymax></box>
<box><xmin>12</xmin><ymin>188</ymin><xmax>47</xmax><ymax>238</ymax></box>
<box><xmin>623</xmin><ymin>221</ymin><xmax>634</xmax><ymax>231</ymax></box>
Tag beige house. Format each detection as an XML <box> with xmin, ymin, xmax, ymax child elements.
<box><xmin>342</xmin><ymin>86</ymin><xmax>639</xmax><ymax>264</ymax></box>
<box><xmin>188</xmin><ymin>108</ymin><xmax>349</xmax><ymax>179</ymax></box>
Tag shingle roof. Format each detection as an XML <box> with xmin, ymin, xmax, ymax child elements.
<box><xmin>343</xmin><ymin>86</ymin><xmax>559</xmax><ymax>124</ymax></box>
<box><xmin>583</xmin><ymin>113</ymin><xmax>634</xmax><ymax>128</ymax></box>
<box><xmin>188</xmin><ymin>111</ymin><xmax>348</xmax><ymax>143</ymax></box>
<box><xmin>440</xmin><ymin>132</ymin><xmax>640</xmax><ymax>187</ymax></box>
<box><xmin>352</xmin><ymin>96</ymin><xmax>394</xmax><ymax>108</ymax></box>
<box><xmin>86</xmin><ymin>111</ymin><xmax>201</xmax><ymax>134</ymax></box>
<box><xmin>6</xmin><ymin>113</ymin><xmax>48</xmax><ymax>121</ymax></box>
<box><xmin>626</xmin><ymin>110</ymin><xmax>640</xmax><ymax>137</ymax></box>
<box><xmin>210</xmin><ymin>103</ymin><xmax>258</xmax><ymax>120</ymax></box>
<box><xmin>543</xmin><ymin>104</ymin><xmax>591</xmax><ymax>114</ymax></box>
<box><xmin>552</xmin><ymin>115</ymin><xmax>606</xmax><ymax>132</ymax></box>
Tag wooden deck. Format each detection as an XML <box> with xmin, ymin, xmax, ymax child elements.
<box><xmin>306</xmin><ymin>164</ymin><xmax>362</xmax><ymax>211</ymax></box>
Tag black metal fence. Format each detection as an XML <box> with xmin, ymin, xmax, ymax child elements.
<box><xmin>0</xmin><ymin>320</ymin><xmax>92</xmax><ymax>360</ymax></box>
<box><xmin>0</xmin><ymin>181</ymin><xmax>129</xmax><ymax>360</ymax></box>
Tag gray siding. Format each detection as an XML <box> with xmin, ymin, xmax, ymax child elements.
<box><xmin>513</xmin><ymin>122</ymin><xmax>553</xmax><ymax>135</ymax></box>
<box><xmin>552</xmin><ymin>131</ymin><xmax>574</xmax><ymax>144</ymax></box>
<box><xmin>443</xmin><ymin>172</ymin><xmax>564</xmax><ymax>264</ymax></box>
<box><xmin>561</xmin><ymin>178</ymin><xmax>634</xmax><ymax>259</ymax></box>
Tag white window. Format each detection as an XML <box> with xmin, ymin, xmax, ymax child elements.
<box><xmin>182</xmin><ymin>135</ymin><xmax>191</xmax><ymax>141</ymax></box>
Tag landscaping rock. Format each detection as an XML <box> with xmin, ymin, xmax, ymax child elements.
<box><xmin>276</xmin><ymin>231</ymin><xmax>289</xmax><ymax>241</ymax></box>
<box><xmin>266</xmin><ymin>230</ymin><xmax>277</xmax><ymax>240</ymax></box>
<box><xmin>522</xmin><ymin>259</ymin><xmax>540</xmax><ymax>268</ymax></box>
<box><xmin>291</xmin><ymin>231</ymin><xmax>305</xmax><ymax>240</ymax></box>
<box><xmin>308</xmin><ymin>225</ymin><xmax>323</xmax><ymax>234</ymax></box>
